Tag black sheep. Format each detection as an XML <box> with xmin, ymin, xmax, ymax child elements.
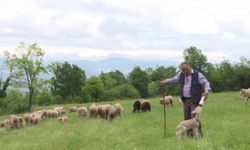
<box><xmin>133</xmin><ymin>100</ymin><xmax>141</xmax><ymax>113</ymax></box>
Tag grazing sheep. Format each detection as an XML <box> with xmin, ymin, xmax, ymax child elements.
<box><xmin>141</xmin><ymin>100</ymin><xmax>151</xmax><ymax>112</ymax></box>
<box><xmin>23</xmin><ymin>114</ymin><xmax>33</xmax><ymax>126</ymax></box>
<box><xmin>114</xmin><ymin>103</ymin><xmax>124</xmax><ymax>117</ymax></box>
<box><xmin>32</xmin><ymin>115</ymin><xmax>42</xmax><ymax>125</ymax></box>
<box><xmin>89</xmin><ymin>104</ymin><xmax>98</xmax><ymax>119</ymax></box>
<box><xmin>133</xmin><ymin>100</ymin><xmax>141</xmax><ymax>113</ymax></box>
<box><xmin>18</xmin><ymin>117</ymin><xmax>24</xmax><ymax>128</ymax></box>
<box><xmin>9</xmin><ymin>115</ymin><xmax>19</xmax><ymax>129</ymax></box>
<box><xmin>105</xmin><ymin>105</ymin><xmax>116</xmax><ymax>121</ymax></box>
<box><xmin>0</xmin><ymin>121</ymin><xmax>4</xmax><ymax>128</ymax></box>
<box><xmin>77</xmin><ymin>107</ymin><xmax>88</xmax><ymax>119</ymax></box>
<box><xmin>160</xmin><ymin>96</ymin><xmax>173</xmax><ymax>106</ymax></box>
<box><xmin>3</xmin><ymin>119</ymin><xmax>10</xmax><ymax>127</ymax></box>
<box><xmin>69</xmin><ymin>107</ymin><xmax>78</xmax><ymax>112</ymax></box>
<box><xmin>176</xmin><ymin>107</ymin><xmax>202</xmax><ymax>139</ymax></box>
<box><xmin>58</xmin><ymin>116</ymin><xmax>68</xmax><ymax>123</ymax></box>
<box><xmin>49</xmin><ymin>110</ymin><xmax>59</xmax><ymax>118</ymax></box>
<box><xmin>240</xmin><ymin>88</ymin><xmax>250</xmax><ymax>106</ymax></box>
<box><xmin>97</xmin><ymin>105</ymin><xmax>104</xmax><ymax>118</ymax></box>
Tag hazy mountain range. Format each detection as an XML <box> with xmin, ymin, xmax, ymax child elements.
<box><xmin>0</xmin><ymin>57</ymin><xmax>179</xmax><ymax>80</ymax></box>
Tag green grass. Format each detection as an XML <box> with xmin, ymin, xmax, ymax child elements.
<box><xmin>0</xmin><ymin>92</ymin><xmax>250</xmax><ymax>150</ymax></box>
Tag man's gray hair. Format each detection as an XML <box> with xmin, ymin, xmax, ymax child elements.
<box><xmin>180</xmin><ymin>61</ymin><xmax>191</xmax><ymax>66</ymax></box>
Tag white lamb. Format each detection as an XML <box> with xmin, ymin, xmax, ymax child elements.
<box><xmin>58</xmin><ymin>116</ymin><xmax>68</xmax><ymax>123</ymax></box>
<box><xmin>240</xmin><ymin>88</ymin><xmax>250</xmax><ymax>106</ymax></box>
<box><xmin>77</xmin><ymin>107</ymin><xmax>88</xmax><ymax>119</ymax></box>
<box><xmin>89</xmin><ymin>104</ymin><xmax>98</xmax><ymax>119</ymax></box>
<box><xmin>160</xmin><ymin>96</ymin><xmax>173</xmax><ymax>106</ymax></box>
<box><xmin>176</xmin><ymin>107</ymin><xmax>202</xmax><ymax>139</ymax></box>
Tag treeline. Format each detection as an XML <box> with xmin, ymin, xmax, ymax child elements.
<box><xmin>0</xmin><ymin>43</ymin><xmax>250</xmax><ymax>114</ymax></box>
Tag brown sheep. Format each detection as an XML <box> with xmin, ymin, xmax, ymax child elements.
<box><xmin>141</xmin><ymin>100</ymin><xmax>151</xmax><ymax>112</ymax></box>
<box><xmin>160</xmin><ymin>95</ymin><xmax>173</xmax><ymax>106</ymax></box>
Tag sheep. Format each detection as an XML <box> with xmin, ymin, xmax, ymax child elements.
<box><xmin>176</xmin><ymin>107</ymin><xmax>202</xmax><ymax>139</ymax></box>
<box><xmin>133</xmin><ymin>100</ymin><xmax>141</xmax><ymax>113</ymax></box>
<box><xmin>89</xmin><ymin>104</ymin><xmax>98</xmax><ymax>119</ymax></box>
<box><xmin>18</xmin><ymin>117</ymin><xmax>24</xmax><ymax>128</ymax></box>
<box><xmin>0</xmin><ymin>121</ymin><xmax>4</xmax><ymax>128</ymax></box>
<box><xmin>49</xmin><ymin>110</ymin><xmax>59</xmax><ymax>118</ymax></box>
<box><xmin>114</xmin><ymin>103</ymin><xmax>124</xmax><ymax>117</ymax></box>
<box><xmin>105</xmin><ymin>105</ymin><xmax>116</xmax><ymax>121</ymax></box>
<box><xmin>3</xmin><ymin>119</ymin><xmax>10</xmax><ymax>127</ymax></box>
<box><xmin>32</xmin><ymin>115</ymin><xmax>42</xmax><ymax>125</ymax></box>
<box><xmin>23</xmin><ymin>114</ymin><xmax>33</xmax><ymax>126</ymax></box>
<box><xmin>77</xmin><ymin>107</ymin><xmax>88</xmax><ymax>119</ymax></box>
<box><xmin>141</xmin><ymin>100</ymin><xmax>151</xmax><ymax>112</ymax></box>
<box><xmin>69</xmin><ymin>107</ymin><xmax>78</xmax><ymax>113</ymax></box>
<box><xmin>58</xmin><ymin>116</ymin><xmax>68</xmax><ymax>123</ymax></box>
<box><xmin>160</xmin><ymin>96</ymin><xmax>173</xmax><ymax>106</ymax></box>
<box><xmin>9</xmin><ymin>115</ymin><xmax>19</xmax><ymax>129</ymax></box>
<box><xmin>240</xmin><ymin>88</ymin><xmax>250</xmax><ymax>106</ymax></box>
<box><xmin>97</xmin><ymin>105</ymin><xmax>104</xmax><ymax>118</ymax></box>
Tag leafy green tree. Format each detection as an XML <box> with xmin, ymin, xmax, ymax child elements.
<box><xmin>83</xmin><ymin>76</ymin><xmax>104</xmax><ymax>101</ymax></box>
<box><xmin>107</xmin><ymin>70</ymin><xmax>127</xmax><ymax>85</ymax></box>
<box><xmin>128</xmin><ymin>66</ymin><xmax>149</xmax><ymax>98</ymax></box>
<box><xmin>48</xmin><ymin>62</ymin><xmax>86</xmax><ymax>100</ymax></box>
<box><xmin>4</xmin><ymin>42</ymin><xmax>46</xmax><ymax>111</ymax></box>
<box><xmin>183</xmin><ymin>46</ymin><xmax>209</xmax><ymax>74</ymax></box>
<box><xmin>99</xmin><ymin>72</ymin><xmax>117</xmax><ymax>90</ymax></box>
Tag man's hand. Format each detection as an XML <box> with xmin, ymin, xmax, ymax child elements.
<box><xmin>160</xmin><ymin>80</ymin><xmax>166</xmax><ymax>86</ymax></box>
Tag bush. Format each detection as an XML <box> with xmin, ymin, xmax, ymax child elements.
<box><xmin>0</xmin><ymin>89</ymin><xmax>27</xmax><ymax>113</ymax></box>
<box><xmin>35</xmin><ymin>90</ymin><xmax>53</xmax><ymax>106</ymax></box>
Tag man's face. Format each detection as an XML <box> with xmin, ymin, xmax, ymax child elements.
<box><xmin>181</xmin><ymin>64</ymin><xmax>191</xmax><ymax>76</ymax></box>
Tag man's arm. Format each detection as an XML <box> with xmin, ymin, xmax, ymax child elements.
<box><xmin>198</xmin><ymin>72</ymin><xmax>211</xmax><ymax>98</ymax></box>
<box><xmin>161</xmin><ymin>72</ymin><xmax>181</xmax><ymax>85</ymax></box>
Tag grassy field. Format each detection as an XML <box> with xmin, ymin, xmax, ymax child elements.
<box><xmin>0</xmin><ymin>92</ymin><xmax>249</xmax><ymax>150</ymax></box>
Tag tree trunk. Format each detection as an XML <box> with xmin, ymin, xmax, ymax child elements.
<box><xmin>28</xmin><ymin>88</ymin><xmax>34</xmax><ymax>111</ymax></box>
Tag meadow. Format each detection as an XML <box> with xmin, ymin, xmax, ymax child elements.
<box><xmin>0</xmin><ymin>92</ymin><xmax>250</xmax><ymax>150</ymax></box>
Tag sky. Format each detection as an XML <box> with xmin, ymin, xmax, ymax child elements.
<box><xmin>0</xmin><ymin>0</ymin><xmax>249</xmax><ymax>63</ymax></box>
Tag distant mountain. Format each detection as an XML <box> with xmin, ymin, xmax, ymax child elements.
<box><xmin>0</xmin><ymin>57</ymin><xmax>179</xmax><ymax>80</ymax></box>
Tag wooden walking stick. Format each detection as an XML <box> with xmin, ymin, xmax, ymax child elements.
<box><xmin>161</xmin><ymin>85</ymin><xmax>167</xmax><ymax>139</ymax></box>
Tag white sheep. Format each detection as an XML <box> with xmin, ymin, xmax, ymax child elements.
<box><xmin>23</xmin><ymin>114</ymin><xmax>33</xmax><ymax>126</ymax></box>
<box><xmin>32</xmin><ymin>115</ymin><xmax>42</xmax><ymax>125</ymax></box>
<box><xmin>9</xmin><ymin>115</ymin><xmax>19</xmax><ymax>129</ymax></box>
<box><xmin>58</xmin><ymin>116</ymin><xmax>68</xmax><ymax>123</ymax></box>
<box><xmin>176</xmin><ymin>107</ymin><xmax>202</xmax><ymax>139</ymax></box>
<box><xmin>114</xmin><ymin>103</ymin><xmax>124</xmax><ymax>117</ymax></box>
<box><xmin>69</xmin><ymin>107</ymin><xmax>78</xmax><ymax>113</ymax></box>
<box><xmin>160</xmin><ymin>96</ymin><xmax>173</xmax><ymax>106</ymax></box>
<box><xmin>3</xmin><ymin>119</ymin><xmax>10</xmax><ymax>127</ymax></box>
<box><xmin>77</xmin><ymin>107</ymin><xmax>88</xmax><ymax>119</ymax></box>
<box><xmin>105</xmin><ymin>105</ymin><xmax>116</xmax><ymax>121</ymax></box>
<box><xmin>240</xmin><ymin>88</ymin><xmax>250</xmax><ymax>106</ymax></box>
<box><xmin>89</xmin><ymin>104</ymin><xmax>98</xmax><ymax>119</ymax></box>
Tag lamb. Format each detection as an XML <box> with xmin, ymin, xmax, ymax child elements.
<box><xmin>58</xmin><ymin>116</ymin><xmax>68</xmax><ymax>123</ymax></box>
<box><xmin>133</xmin><ymin>100</ymin><xmax>141</xmax><ymax>113</ymax></box>
<box><xmin>240</xmin><ymin>88</ymin><xmax>250</xmax><ymax>106</ymax></box>
<box><xmin>89</xmin><ymin>104</ymin><xmax>98</xmax><ymax>119</ymax></box>
<box><xmin>18</xmin><ymin>117</ymin><xmax>24</xmax><ymax>128</ymax></box>
<box><xmin>176</xmin><ymin>107</ymin><xmax>202</xmax><ymax>139</ymax></box>
<box><xmin>77</xmin><ymin>107</ymin><xmax>88</xmax><ymax>119</ymax></box>
<box><xmin>114</xmin><ymin>103</ymin><xmax>124</xmax><ymax>117</ymax></box>
<box><xmin>100</xmin><ymin>104</ymin><xmax>111</xmax><ymax>119</ymax></box>
<box><xmin>97</xmin><ymin>105</ymin><xmax>104</xmax><ymax>118</ymax></box>
<box><xmin>69</xmin><ymin>107</ymin><xmax>78</xmax><ymax>112</ymax></box>
<box><xmin>3</xmin><ymin>119</ymin><xmax>10</xmax><ymax>127</ymax></box>
<box><xmin>160</xmin><ymin>96</ymin><xmax>173</xmax><ymax>106</ymax></box>
<box><xmin>141</xmin><ymin>100</ymin><xmax>151</xmax><ymax>112</ymax></box>
<box><xmin>32</xmin><ymin>115</ymin><xmax>42</xmax><ymax>125</ymax></box>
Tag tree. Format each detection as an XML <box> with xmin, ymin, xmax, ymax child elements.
<box><xmin>48</xmin><ymin>61</ymin><xmax>86</xmax><ymax>99</ymax></box>
<box><xmin>107</xmin><ymin>70</ymin><xmax>127</xmax><ymax>85</ymax></box>
<box><xmin>128</xmin><ymin>66</ymin><xmax>149</xmax><ymax>98</ymax></box>
<box><xmin>183</xmin><ymin>46</ymin><xmax>209</xmax><ymax>74</ymax></box>
<box><xmin>99</xmin><ymin>72</ymin><xmax>117</xmax><ymax>90</ymax></box>
<box><xmin>83</xmin><ymin>76</ymin><xmax>104</xmax><ymax>101</ymax></box>
<box><xmin>4</xmin><ymin>42</ymin><xmax>46</xmax><ymax>111</ymax></box>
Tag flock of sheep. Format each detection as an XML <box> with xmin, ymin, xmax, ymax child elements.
<box><xmin>1</xmin><ymin>88</ymin><xmax>250</xmax><ymax>139</ymax></box>
<box><xmin>0</xmin><ymin>103</ymin><xmax>124</xmax><ymax>130</ymax></box>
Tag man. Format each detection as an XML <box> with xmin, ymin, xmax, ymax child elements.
<box><xmin>161</xmin><ymin>61</ymin><xmax>211</xmax><ymax>136</ymax></box>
